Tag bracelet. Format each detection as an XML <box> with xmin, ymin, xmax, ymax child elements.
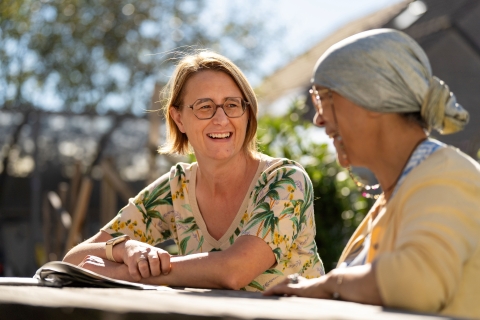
<box><xmin>332</xmin><ymin>274</ymin><xmax>344</xmax><ymax>299</ymax></box>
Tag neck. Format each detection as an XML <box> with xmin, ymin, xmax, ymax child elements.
<box><xmin>195</xmin><ymin>151</ymin><xmax>259</xmax><ymax>195</ymax></box>
<box><xmin>367</xmin><ymin>119</ymin><xmax>427</xmax><ymax>201</ymax></box>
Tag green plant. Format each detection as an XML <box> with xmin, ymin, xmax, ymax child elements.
<box><xmin>257</xmin><ymin>99</ymin><xmax>373</xmax><ymax>271</ymax></box>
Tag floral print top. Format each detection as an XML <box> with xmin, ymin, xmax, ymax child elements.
<box><xmin>102</xmin><ymin>154</ymin><xmax>324</xmax><ymax>291</ymax></box>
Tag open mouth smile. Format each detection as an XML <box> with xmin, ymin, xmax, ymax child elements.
<box><xmin>326</xmin><ymin>131</ymin><xmax>338</xmax><ymax>139</ymax></box>
<box><xmin>207</xmin><ymin>132</ymin><xmax>232</xmax><ymax>139</ymax></box>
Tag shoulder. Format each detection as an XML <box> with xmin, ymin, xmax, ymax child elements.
<box><xmin>168</xmin><ymin>162</ymin><xmax>196</xmax><ymax>181</ymax></box>
<box><xmin>393</xmin><ymin>146</ymin><xmax>480</xmax><ymax>217</ymax></box>
<box><xmin>253</xmin><ymin>154</ymin><xmax>312</xmax><ymax>198</ymax></box>
<box><xmin>136</xmin><ymin>162</ymin><xmax>194</xmax><ymax>198</ymax></box>
<box><xmin>169</xmin><ymin>162</ymin><xmax>195</xmax><ymax>175</ymax></box>
<box><xmin>408</xmin><ymin>146</ymin><xmax>480</xmax><ymax>183</ymax></box>
<box><xmin>259</xmin><ymin>154</ymin><xmax>309</xmax><ymax>178</ymax></box>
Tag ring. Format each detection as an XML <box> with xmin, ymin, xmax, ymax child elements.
<box><xmin>288</xmin><ymin>273</ymin><xmax>299</xmax><ymax>284</ymax></box>
<box><xmin>136</xmin><ymin>256</ymin><xmax>147</xmax><ymax>264</ymax></box>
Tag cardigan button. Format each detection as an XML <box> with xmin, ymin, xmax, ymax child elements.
<box><xmin>373</xmin><ymin>243</ymin><xmax>379</xmax><ymax>250</ymax></box>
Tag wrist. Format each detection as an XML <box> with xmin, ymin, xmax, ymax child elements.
<box><xmin>329</xmin><ymin>271</ymin><xmax>344</xmax><ymax>300</ymax></box>
<box><xmin>105</xmin><ymin>235</ymin><xmax>130</xmax><ymax>263</ymax></box>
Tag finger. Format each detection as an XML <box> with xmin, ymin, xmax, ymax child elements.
<box><xmin>137</xmin><ymin>255</ymin><xmax>151</xmax><ymax>278</ymax></box>
<box><xmin>148</xmin><ymin>252</ymin><xmax>161</xmax><ymax>277</ymax></box>
<box><xmin>128</xmin><ymin>257</ymin><xmax>142</xmax><ymax>282</ymax></box>
<box><xmin>263</xmin><ymin>283</ymin><xmax>287</xmax><ymax>296</ymax></box>
<box><xmin>263</xmin><ymin>283</ymin><xmax>298</xmax><ymax>297</ymax></box>
<box><xmin>157</xmin><ymin>250</ymin><xmax>171</xmax><ymax>275</ymax></box>
<box><xmin>80</xmin><ymin>255</ymin><xmax>103</xmax><ymax>267</ymax></box>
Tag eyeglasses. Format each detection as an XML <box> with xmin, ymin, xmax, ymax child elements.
<box><xmin>309</xmin><ymin>85</ymin><xmax>331</xmax><ymax>115</ymax></box>
<box><xmin>180</xmin><ymin>97</ymin><xmax>249</xmax><ymax>120</ymax></box>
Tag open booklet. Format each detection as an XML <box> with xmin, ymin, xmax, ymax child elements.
<box><xmin>0</xmin><ymin>261</ymin><xmax>171</xmax><ymax>290</ymax></box>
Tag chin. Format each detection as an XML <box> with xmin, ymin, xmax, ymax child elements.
<box><xmin>336</xmin><ymin>154</ymin><xmax>350</xmax><ymax>168</ymax></box>
<box><xmin>209</xmin><ymin>150</ymin><xmax>236</xmax><ymax>161</ymax></box>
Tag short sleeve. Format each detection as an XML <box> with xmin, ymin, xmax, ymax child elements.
<box><xmin>102</xmin><ymin>171</ymin><xmax>175</xmax><ymax>246</ymax></box>
<box><xmin>241</xmin><ymin>161</ymin><xmax>315</xmax><ymax>264</ymax></box>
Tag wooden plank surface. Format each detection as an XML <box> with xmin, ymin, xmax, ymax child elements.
<box><xmin>0</xmin><ymin>284</ymin><xmax>451</xmax><ymax>320</ymax></box>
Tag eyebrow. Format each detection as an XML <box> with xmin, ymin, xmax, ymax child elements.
<box><xmin>194</xmin><ymin>97</ymin><xmax>242</xmax><ymax>103</ymax></box>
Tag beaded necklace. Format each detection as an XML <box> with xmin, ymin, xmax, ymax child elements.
<box><xmin>347</xmin><ymin>137</ymin><xmax>427</xmax><ymax>200</ymax></box>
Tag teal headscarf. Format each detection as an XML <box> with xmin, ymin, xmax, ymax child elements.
<box><xmin>312</xmin><ymin>28</ymin><xmax>469</xmax><ymax>134</ymax></box>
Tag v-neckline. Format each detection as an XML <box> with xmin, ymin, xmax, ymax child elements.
<box><xmin>187</xmin><ymin>156</ymin><xmax>265</xmax><ymax>248</ymax></box>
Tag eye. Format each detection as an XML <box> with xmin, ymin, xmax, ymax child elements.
<box><xmin>194</xmin><ymin>102</ymin><xmax>214</xmax><ymax>110</ymax></box>
<box><xmin>225</xmin><ymin>98</ymin><xmax>242</xmax><ymax>109</ymax></box>
<box><xmin>226</xmin><ymin>102</ymin><xmax>240</xmax><ymax>109</ymax></box>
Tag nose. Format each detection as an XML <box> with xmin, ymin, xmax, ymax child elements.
<box><xmin>313</xmin><ymin>112</ymin><xmax>325</xmax><ymax>127</ymax></box>
<box><xmin>212</xmin><ymin>106</ymin><xmax>229</xmax><ymax>125</ymax></box>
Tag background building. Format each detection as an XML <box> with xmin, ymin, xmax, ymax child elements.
<box><xmin>257</xmin><ymin>0</ymin><xmax>480</xmax><ymax>158</ymax></box>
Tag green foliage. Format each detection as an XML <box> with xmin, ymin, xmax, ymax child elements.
<box><xmin>0</xmin><ymin>0</ymin><xmax>269</xmax><ymax>113</ymax></box>
<box><xmin>257</xmin><ymin>99</ymin><xmax>373</xmax><ymax>271</ymax></box>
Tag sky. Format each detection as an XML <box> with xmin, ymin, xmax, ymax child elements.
<box><xmin>218</xmin><ymin>0</ymin><xmax>405</xmax><ymax>86</ymax></box>
<box><xmin>2</xmin><ymin>0</ymin><xmax>405</xmax><ymax>114</ymax></box>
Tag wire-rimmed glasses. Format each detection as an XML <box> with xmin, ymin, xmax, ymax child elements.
<box><xmin>309</xmin><ymin>85</ymin><xmax>331</xmax><ymax>116</ymax></box>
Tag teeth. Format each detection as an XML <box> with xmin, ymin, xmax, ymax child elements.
<box><xmin>208</xmin><ymin>133</ymin><xmax>231</xmax><ymax>139</ymax></box>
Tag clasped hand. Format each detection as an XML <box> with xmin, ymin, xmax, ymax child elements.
<box><xmin>79</xmin><ymin>239</ymin><xmax>171</xmax><ymax>282</ymax></box>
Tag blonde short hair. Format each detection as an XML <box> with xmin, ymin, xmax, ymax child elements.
<box><xmin>158</xmin><ymin>51</ymin><xmax>258</xmax><ymax>156</ymax></box>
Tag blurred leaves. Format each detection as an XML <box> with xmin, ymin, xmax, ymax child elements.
<box><xmin>257</xmin><ymin>99</ymin><xmax>373</xmax><ymax>271</ymax></box>
<box><xmin>0</xmin><ymin>0</ymin><xmax>269</xmax><ymax>114</ymax></box>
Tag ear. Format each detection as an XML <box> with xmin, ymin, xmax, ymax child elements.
<box><xmin>169</xmin><ymin>106</ymin><xmax>186</xmax><ymax>133</ymax></box>
<box><xmin>366</xmin><ymin>109</ymin><xmax>383</xmax><ymax>119</ymax></box>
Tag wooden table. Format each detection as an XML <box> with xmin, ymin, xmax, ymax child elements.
<box><xmin>0</xmin><ymin>282</ymin><xmax>452</xmax><ymax>320</ymax></box>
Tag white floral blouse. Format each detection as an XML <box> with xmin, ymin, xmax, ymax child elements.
<box><xmin>102</xmin><ymin>154</ymin><xmax>324</xmax><ymax>291</ymax></box>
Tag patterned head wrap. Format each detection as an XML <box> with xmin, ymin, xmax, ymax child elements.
<box><xmin>312</xmin><ymin>28</ymin><xmax>469</xmax><ymax>134</ymax></box>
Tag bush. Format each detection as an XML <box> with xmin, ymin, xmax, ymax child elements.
<box><xmin>257</xmin><ymin>99</ymin><xmax>373</xmax><ymax>271</ymax></box>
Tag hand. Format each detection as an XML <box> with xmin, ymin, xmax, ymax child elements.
<box><xmin>117</xmin><ymin>239</ymin><xmax>172</xmax><ymax>282</ymax></box>
<box><xmin>263</xmin><ymin>274</ymin><xmax>332</xmax><ymax>299</ymax></box>
<box><xmin>79</xmin><ymin>255</ymin><xmax>134</xmax><ymax>282</ymax></box>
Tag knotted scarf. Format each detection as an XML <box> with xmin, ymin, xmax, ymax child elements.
<box><xmin>312</xmin><ymin>28</ymin><xmax>469</xmax><ymax>134</ymax></box>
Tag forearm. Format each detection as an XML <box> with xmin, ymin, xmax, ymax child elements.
<box><xmin>77</xmin><ymin>234</ymin><xmax>275</xmax><ymax>289</ymax></box>
<box><xmin>63</xmin><ymin>242</ymin><xmax>108</xmax><ymax>265</ymax></box>
<box><xmin>142</xmin><ymin>236</ymin><xmax>275</xmax><ymax>290</ymax></box>
<box><xmin>141</xmin><ymin>252</ymin><xmax>233</xmax><ymax>289</ymax></box>
<box><xmin>328</xmin><ymin>263</ymin><xmax>383</xmax><ymax>305</ymax></box>
<box><xmin>63</xmin><ymin>230</ymin><xmax>113</xmax><ymax>265</ymax></box>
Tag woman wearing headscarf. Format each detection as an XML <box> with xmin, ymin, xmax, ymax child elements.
<box><xmin>264</xmin><ymin>29</ymin><xmax>480</xmax><ymax>319</ymax></box>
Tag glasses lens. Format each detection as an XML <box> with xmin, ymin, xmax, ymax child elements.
<box><xmin>223</xmin><ymin>98</ymin><xmax>244</xmax><ymax>118</ymax></box>
<box><xmin>193</xmin><ymin>99</ymin><xmax>215</xmax><ymax>119</ymax></box>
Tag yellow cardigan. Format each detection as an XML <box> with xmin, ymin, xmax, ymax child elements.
<box><xmin>337</xmin><ymin>147</ymin><xmax>480</xmax><ymax>319</ymax></box>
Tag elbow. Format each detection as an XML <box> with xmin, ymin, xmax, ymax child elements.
<box><xmin>63</xmin><ymin>253</ymin><xmax>78</xmax><ymax>264</ymax></box>
<box><xmin>219</xmin><ymin>274</ymin><xmax>250</xmax><ymax>291</ymax></box>
<box><xmin>215</xmin><ymin>259</ymin><xmax>253</xmax><ymax>290</ymax></box>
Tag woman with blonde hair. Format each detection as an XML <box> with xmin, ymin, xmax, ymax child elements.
<box><xmin>63</xmin><ymin>51</ymin><xmax>324</xmax><ymax>291</ymax></box>
<box><xmin>265</xmin><ymin>29</ymin><xmax>480</xmax><ymax>319</ymax></box>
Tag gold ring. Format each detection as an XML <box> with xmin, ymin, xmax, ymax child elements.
<box><xmin>288</xmin><ymin>273</ymin><xmax>299</xmax><ymax>284</ymax></box>
<box><xmin>136</xmin><ymin>256</ymin><xmax>147</xmax><ymax>264</ymax></box>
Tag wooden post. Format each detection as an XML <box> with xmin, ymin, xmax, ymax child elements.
<box><xmin>56</xmin><ymin>182</ymin><xmax>69</xmax><ymax>258</ymax></box>
<box><xmin>147</xmin><ymin>83</ymin><xmax>163</xmax><ymax>184</ymax></box>
<box><xmin>100</xmin><ymin>161</ymin><xmax>135</xmax><ymax>203</ymax></box>
<box><xmin>41</xmin><ymin>193</ymin><xmax>51</xmax><ymax>263</ymax></box>
<box><xmin>65</xmin><ymin>177</ymin><xmax>93</xmax><ymax>254</ymax></box>
<box><xmin>100</xmin><ymin>158</ymin><xmax>117</xmax><ymax>226</ymax></box>
<box><xmin>68</xmin><ymin>162</ymin><xmax>82</xmax><ymax>216</ymax></box>
<box><xmin>45</xmin><ymin>190</ymin><xmax>72</xmax><ymax>259</ymax></box>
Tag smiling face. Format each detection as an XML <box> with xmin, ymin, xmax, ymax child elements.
<box><xmin>170</xmin><ymin>70</ymin><xmax>249</xmax><ymax>163</ymax></box>
<box><xmin>313</xmin><ymin>89</ymin><xmax>378</xmax><ymax>168</ymax></box>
